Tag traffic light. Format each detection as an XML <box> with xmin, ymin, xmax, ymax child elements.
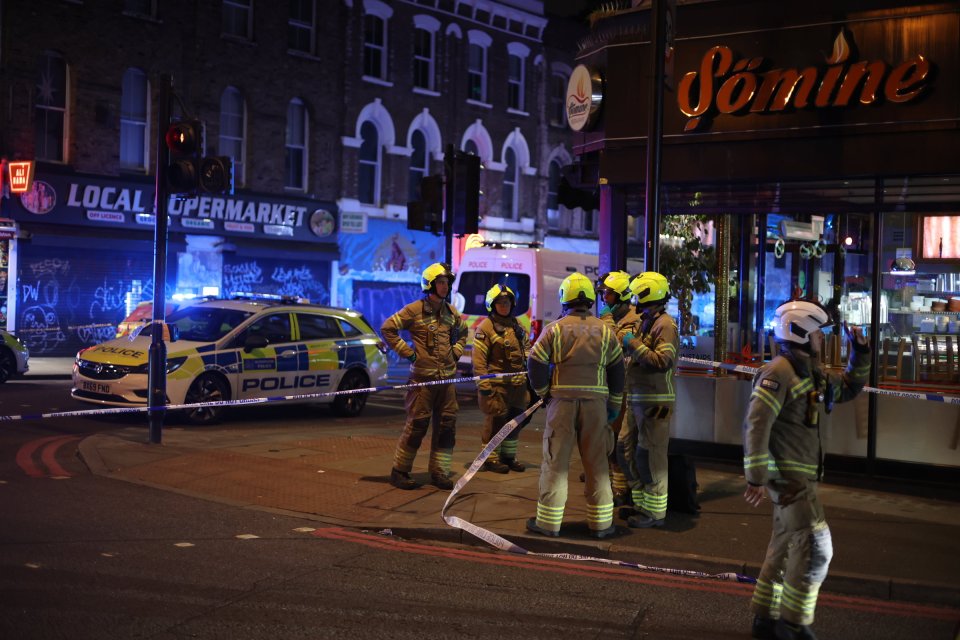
<box><xmin>165</xmin><ymin>119</ymin><xmax>234</xmax><ymax>195</ymax></box>
<box><xmin>447</xmin><ymin>151</ymin><xmax>480</xmax><ymax>234</ymax></box>
<box><xmin>407</xmin><ymin>175</ymin><xmax>443</xmax><ymax>233</ymax></box>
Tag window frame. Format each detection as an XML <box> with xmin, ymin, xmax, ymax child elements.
<box><xmin>223</xmin><ymin>0</ymin><xmax>253</xmax><ymax>40</ymax></box>
<box><xmin>502</xmin><ymin>147</ymin><xmax>519</xmax><ymax>220</ymax></box>
<box><xmin>408</xmin><ymin>129</ymin><xmax>429</xmax><ymax>202</ymax></box>
<box><xmin>119</xmin><ymin>67</ymin><xmax>149</xmax><ymax>172</ymax></box>
<box><xmin>288</xmin><ymin>0</ymin><xmax>317</xmax><ymax>55</ymax></box>
<box><xmin>358</xmin><ymin>120</ymin><xmax>381</xmax><ymax>205</ymax></box>
<box><xmin>35</xmin><ymin>51</ymin><xmax>68</xmax><ymax>163</ymax></box>
<box><xmin>219</xmin><ymin>87</ymin><xmax>247</xmax><ymax>187</ymax></box>
<box><xmin>285</xmin><ymin>98</ymin><xmax>308</xmax><ymax>191</ymax></box>
<box><xmin>412</xmin><ymin>27</ymin><xmax>435</xmax><ymax>91</ymax></box>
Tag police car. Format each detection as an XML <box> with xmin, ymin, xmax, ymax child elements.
<box><xmin>0</xmin><ymin>329</ymin><xmax>29</xmax><ymax>383</ymax></box>
<box><xmin>71</xmin><ymin>297</ymin><xmax>389</xmax><ymax>424</ymax></box>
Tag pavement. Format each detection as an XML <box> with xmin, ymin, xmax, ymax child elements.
<box><xmin>23</xmin><ymin>357</ymin><xmax>960</xmax><ymax>610</ymax></box>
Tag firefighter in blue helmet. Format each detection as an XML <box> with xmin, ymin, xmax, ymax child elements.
<box><xmin>744</xmin><ymin>299</ymin><xmax>870</xmax><ymax>640</ymax></box>
<box><xmin>381</xmin><ymin>262</ymin><xmax>468</xmax><ymax>491</ymax></box>
<box><xmin>525</xmin><ymin>272</ymin><xmax>625</xmax><ymax>539</ymax></box>
<box><xmin>473</xmin><ymin>284</ymin><xmax>531</xmax><ymax>473</ymax></box>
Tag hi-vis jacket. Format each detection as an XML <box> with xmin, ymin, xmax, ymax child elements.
<box><xmin>528</xmin><ymin>309</ymin><xmax>624</xmax><ymax>407</ymax></box>
<box><xmin>381</xmin><ymin>296</ymin><xmax>468</xmax><ymax>381</ymax></box>
<box><xmin>623</xmin><ymin>307</ymin><xmax>679</xmax><ymax>406</ymax></box>
<box><xmin>743</xmin><ymin>343</ymin><xmax>871</xmax><ymax>485</ymax></box>
<box><xmin>473</xmin><ymin>315</ymin><xmax>530</xmax><ymax>393</ymax></box>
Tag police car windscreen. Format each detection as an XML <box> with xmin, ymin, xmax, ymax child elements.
<box><xmin>457</xmin><ymin>272</ymin><xmax>530</xmax><ymax>316</ymax></box>
<box><xmin>148</xmin><ymin>307</ymin><xmax>254</xmax><ymax>342</ymax></box>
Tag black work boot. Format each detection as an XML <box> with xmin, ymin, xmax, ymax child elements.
<box><xmin>626</xmin><ymin>513</ymin><xmax>665</xmax><ymax>529</ymax></box>
<box><xmin>525</xmin><ymin>517</ymin><xmax>559</xmax><ymax>537</ymax></box>
<box><xmin>505</xmin><ymin>458</ymin><xmax>526</xmax><ymax>472</ymax></box>
<box><xmin>430</xmin><ymin>472</ymin><xmax>454</xmax><ymax>490</ymax></box>
<box><xmin>590</xmin><ymin>525</ymin><xmax>619</xmax><ymax>540</ymax></box>
<box><xmin>389</xmin><ymin>469</ymin><xmax>419</xmax><ymax>490</ymax></box>
<box><xmin>482</xmin><ymin>459</ymin><xmax>509</xmax><ymax>474</ymax></box>
<box><xmin>775</xmin><ymin>619</ymin><xmax>818</xmax><ymax>640</ymax></box>
<box><xmin>751</xmin><ymin>615</ymin><xmax>777</xmax><ymax>640</ymax></box>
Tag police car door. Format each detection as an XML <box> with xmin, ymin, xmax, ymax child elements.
<box><xmin>237</xmin><ymin>312</ymin><xmax>297</xmax><ymax>399</ymax></box>
<box><xmin>294</xmin><ymin>313</ymin><xmax>342</xmax><ymax>395</ymax></box>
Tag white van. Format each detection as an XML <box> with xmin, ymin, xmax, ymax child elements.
<box><xmin>452</xmin><ymin>244</ymin><xmax>642</xmax><ymax>373</ymax></box>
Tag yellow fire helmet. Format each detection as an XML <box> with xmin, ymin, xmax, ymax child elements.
<box><xmin>559</xmin><ymin>272</ymin><xmax>596</xmax><ymax>307</ymax></box>
<box><xmin>596</xmin><ymin>270</ymin><xmax>633</xmax><ymax>302</ymax></box>
<box><xmin>421</xmin><ymin>262</ymin><xmax>455</xmax><ymax>293</ymax></box>
<box><xmin>630</xmin><ymin>271</ymin><xmax>670</xmax><ymax>307</ymax></box>
<box><xmin>485</xmin><ymin>284</ymin><xmax>516</xmax><ymax>313</ymax></box>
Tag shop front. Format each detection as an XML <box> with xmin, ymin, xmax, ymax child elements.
<box><xmin>7</xmin><ymin>168</ymin><xmax>339</xmax><ymax>357</ymax></box>
<box><xmin>571</xmin><ymin>1</ymin><xmax>960</xmax><ymax>480</ymax></box>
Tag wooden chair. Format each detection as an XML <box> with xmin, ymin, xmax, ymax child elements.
<box><xmin>879</xmin><ymin>337</ymin><xmax>907</xmax><ymax>383</ymax></box>
<box><xmin>913</xmin><ymin>334</ymin><xmax>958</xmax><ymax>384</ymax></box>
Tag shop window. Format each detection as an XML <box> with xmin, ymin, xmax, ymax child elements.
<box><xmin>408</xmin><ymin>129</ymin><xmax>428</xmax><ymax>202</ymax></box>
<box><xmin>119</xmin><ymin>68</ymin><xmax>148</xmax><ymax>171</ymax></box>
<box><xmin>219</xmin><ymin>87</ymin><xmax>246</xmax><ymax>187</ymax></box>
<box><xmin>35</xmin><ymin>52</ymin><xmax>68</xmax><ymax>163</ymax></box>
<box><xmin>288</xmin><ymin>0</ymin><xmax>316</xmax><ymax>54</ymax></box>
<box><xmin>501</xmin><ymin>147</ymin><xmax>518</xmax><ymax>220</ymax></box>
<box><xmin>297</xmin><ymin>313</ymin><xmax>341</xmax><ymax>340</ymax></box>
<box><xmin>223</xmin><ymin>0</ymin><xmax>253</xmax><ymax>39</ymax></box>
<box><xmin>358</xmin><ymin>121</ymin><xmax>380</xmax><ymax>205</ymax></box>
<box><xmin>285</xmin><ymin>98</ymin><xmax>308</xmax><ymax>191</ymax></box>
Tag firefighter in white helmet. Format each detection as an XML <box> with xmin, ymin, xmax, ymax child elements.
<box><xmin>525</xmin><ymin>272</ymin><xmax>625</xmax><ymax>539</ymax></box>
<box><xmin>621</xmin><ymin>271</ymin><xmax>679</xmax><ymax>529</ymax></box>
<box><xmin>381</xmin><ymin>262</ymin><xmax>468</xmax><ymax>491</ymax></box>
<box><xmin>744</xmin><ymin>299</ymin><xmax>870</xmax><ymax>640</ymax></box>
<box><xmin>473</xmin><ymin>283</ymin><xmax>531</xmax><ymax>473</ymax></box>
<box><xmin>596</xmin><ymin>270</ymin><xmax>640</xmax><ymax>505</ymax></box>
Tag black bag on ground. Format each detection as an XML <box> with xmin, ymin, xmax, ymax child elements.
<box><xmin>667</xmin><ymin>454</ymin><xmax>701</xmax><ymax>514</ymax></box>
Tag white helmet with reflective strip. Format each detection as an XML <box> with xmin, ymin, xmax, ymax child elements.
<box><xmin>773</xmin><ymin>300</ymin><xmax>831</xmax><ymax>344</ymax></box>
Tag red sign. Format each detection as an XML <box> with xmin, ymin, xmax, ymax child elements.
<box><xmin>8</xmin><ymin>160</ymin><xmax>34</xmax><ymax>194</ymax></box>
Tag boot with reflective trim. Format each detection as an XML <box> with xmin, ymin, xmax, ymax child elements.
<box><xmin>525</xmin><ymin>517</ymin><xmax>560</xmax><ymax>537</ymax></box>
<box><xmin>774</xmin><ymin>620</ymin><xmax>818</xmax><ymax>640</ymax></box>
<box><xmin>626</xmin><ymin>513</ymin><xmax>665</xmax><ymax>529</ymax></box>
<box><xmin>430</xmin><ymin>472</ymin><xmax>454</xmax><ymax>490</ymax></box>
<box><xmin>389</xmin><ymin>468</ymin><xmax>419</xmax><ymax>490</ymax></box>
<box><xmin>751</xmin><ymin>615</ymin><xmax>777</xmax><ymax>640</ymax></box>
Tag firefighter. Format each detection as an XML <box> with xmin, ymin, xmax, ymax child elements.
<box><xmin>744</xmin><ymin>300</ymin><xmax>870</xmax><ymax>640</ymax></box>
<box><xmin>525</xmin><ymin>272</ymin><xmax>625</xmax><ymax>539</ymax></box>
<box><xmin>621</xmin><ymin>271</ymin><xmax>679</xmax><ymax>529</ymax></box>
<box><xmin>596</xmin><ymin>270</ymin><xmax>640</xmax><ymax>504</ymax></box>
<box><xmin>381</xmin><ymin>262</ymin><xmax>468</xmax><ymax>491</ymax></box>
<box><xmin>473</xmin><ymin>284</ymin><xmax>531</xmax><ymax>473</ymax></box>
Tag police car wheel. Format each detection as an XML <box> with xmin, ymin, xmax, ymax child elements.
<box><xmin>0</xmin><ymin>349</ymin><xmax>14</xmax><ymax>384</ymax></box>
<box><xmin>183</xmin><ymin>373</ymin><xmax>230</xmax><ymax>425</ymax></box>
<box><xmin>332</xmin><ymin>369</ymin><xmax>368</xmax><ymax>417</ymax></box>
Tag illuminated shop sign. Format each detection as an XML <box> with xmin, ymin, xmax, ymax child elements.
<box><xmin>677</xmin><ymin>30</ymin><xmax>932</xmax><ymax>132</ymax></box>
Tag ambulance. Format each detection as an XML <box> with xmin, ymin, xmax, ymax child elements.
<box><xmin>451</xmin><ymin>244</ymin><xmax>642</xmax><ymax>374</ymax></box>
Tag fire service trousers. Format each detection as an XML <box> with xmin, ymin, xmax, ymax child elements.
<box><xmin>393</xmin><ymin>382</ymin><xmax>458</xmax><ymax>476</ymax></box>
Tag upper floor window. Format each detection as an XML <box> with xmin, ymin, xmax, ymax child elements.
<box><xmin>467</xmin><ymin>31</ymin><xmax>491</xmax><ymax>104</ymax></box>
<box><xmin>506</xmin><ymin>43</ymin><xmax>529</xmax><ymax>112</ymax></box>
<box><xmin>547</xmin><ymin>160</ymin><xmax>561</xmax><ymax>212</ymax></box>
<box><xmin>358</xmin><ymin>121</ymin><xmax>380</xmax><ymax>205</ymax></box>
<box><xmin>285</xmin><ymin>98</ymin><xmax>308</xmax><ymax>190</ymax></box>
<box><xmin>223</xmin><ymin>0</ymin><xmax>253</xmax><ymax>39</ymax></box>
<box><xmin>502</xmin><ymin>147</ymin><xmax>519</xmax><ymax>220</ymax></box>
<box><xmin>119</xmin><ymin>68</ymin><xmax>148</xmax><ymax>171</ymax></box>
<box><xmin>219</xmin><ymin>87</ymin><xmax>246</xmax><ymax>187</ymax></box>
<box><xmin>362</xmin><ymin>0</ymin><xmax>393</xmax><ymax>81</ymax></box>
<box><xmin>550</xmin><ymin>73</ymin><xmax>567</xmax><ymax>127</ymax></box>
<box><xmin>35</xmin><ymin>52</ymin><xmax>68</xmax><ymax>163</ymax></box>
<box><xmin>413</xmin><ymin>28</ymin><xmax>434</xmax><ymax>91</ymax></box>
<box><xmin>288</xmin><ymin>0</ymin><xmax>316</xmax><ymax>54</ymax></box>
<box><xmin>124</xmin><ymin>0</ymin><xmax>156</xmax><ymax>17</ymax></box>
<box><xmin>408</xmin><ymin>129</ymin><xmax>428</xmax><ymax>202</ymax></box>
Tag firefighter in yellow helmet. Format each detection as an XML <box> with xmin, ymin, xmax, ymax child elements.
<box><xmin>620</xmin><ymin>271</ymin><xmax>679</xmax><ymax>528</ymax></box>
<box><xmin>596</xmin><ymin>270</ymin><xmax>640</xmax><ymax>505</ymax></box>
<box><xmin>473</xmin><ymin>284</ymin><xmax>531</xmax><ymax>473</ymax></box>
<box><xmin>525</xmin><ymin>272</ymin><xmax>625</xmax><ymax>539</ymax></box>
<box><xmin>381</xmin><ymin>262</ymin><xmax>468</xmax><ymax>490</ymax></box>
<box><xmin>744</xmin><ymin>300</ymin><xmax>870</xmax><ymax>640</ymax></box>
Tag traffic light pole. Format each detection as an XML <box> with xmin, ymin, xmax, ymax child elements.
<box><xmin>148</xmin><ymin>74</ymin><xmax>172</xmax><ymax>444</ymax></box>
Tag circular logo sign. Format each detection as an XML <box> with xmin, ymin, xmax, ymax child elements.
<box><xmin>309</xmin><ymin>209</ymin><xmax>336</xmax><ymax>238</ymax></box>
<box><xmin>566</xmin><ymin>65</ymin><xmax>603</xmax><ymax>132</ymax></box>
<box><xmin>20</xmin><ymin>180</ymin><xmax>57</xmax><ymax>215</ymax></box>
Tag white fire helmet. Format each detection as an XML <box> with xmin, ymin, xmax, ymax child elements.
<box><xmin>773</xmin><ymin>300</ymin><xmax>831</xmax><ymax>344</ymax></box>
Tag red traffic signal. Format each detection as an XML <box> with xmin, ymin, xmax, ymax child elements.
<box><xmin>165</xmin><ymin>119</ymin><xmax>203</xmax><ymax>195</ymax></box>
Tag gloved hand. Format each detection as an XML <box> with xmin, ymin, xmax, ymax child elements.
<box><xmin>622</xmin><ymin>332</ymin><xmax>635</xmax><ymax>348</ymax></box>
<box><xmin>843</xmin><ymin>322</ymin><xmax>870</xmax><ymax>354</ymax></box>
<box><xmin>598</xmin><ymin>304</ymin><xmax>613</xmax><ymax>317</ymax></box>
<box><xmin>606</xmin><ymin>405</ymin><xmax>621</xmax><ymax>424</ymax></box>
<box><xmin>406</xmin><ymin>353</ymin><xmax>417</xmax><ymax>363</ymax></box>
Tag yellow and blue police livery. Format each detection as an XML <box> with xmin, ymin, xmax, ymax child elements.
<box><xmin>0</xmin><ymin>329</ymin><xmax>29</xmax><ymax>383</ymax></box>
<box><xmin>71</xmin><ymin>298</ymin><xmax>388</xmax><ymax>424</ymax></box>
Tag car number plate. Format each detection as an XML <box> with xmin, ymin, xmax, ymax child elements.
<box><xmin>81</xmin><ymin>380</ymin><xmax>111</xmax><ymax>394</ymax></box>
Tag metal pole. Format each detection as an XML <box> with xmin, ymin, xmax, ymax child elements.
<box><xmin>443</xmin><ymin>143</ymin><xmax>454</xmax><ymax>266</ymax></box>
<box><xmin>755</xmin><ymin>213</ymin><xmax>768</xmax><ymax>359</ymax></box>
<box><xmin>148</xmin><ymin>74</ymin><xmax>172</xmax><ymax>444</ymax></box>
<box><xmin>643</xmin><ymin>0</ymin><xmax>666</xmax><ymax>271</ymax></box>
<box><xmin>867</xmin><ymin>178</ymin><xmax>885</xmax><ymax>476</ymax></box>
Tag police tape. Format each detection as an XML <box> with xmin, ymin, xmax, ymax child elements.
<box><xmin>440</xmin><ymin>399</ymin><xmax>757</xmax><ymax>585</ymax></box>
<box><xmin>0</xmin><ymin>371</ymin><xmax>525</xmax><ymax>422</ymax></box>
<box><xmin>678</xmin><ymin>356</ymin><xmax>960</xmax><ymax>405</ymax></box>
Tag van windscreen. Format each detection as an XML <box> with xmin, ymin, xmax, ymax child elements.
<box><xmin>457</xmin><ymin>272</ymin><xmax>531</xmax><ymax>316</ymax></box>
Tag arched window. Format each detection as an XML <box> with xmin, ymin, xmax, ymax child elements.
<box><xmin>463</xmin><ymin>139</ymin><xmax>479</xmax><ymax>157</ymax></box>
<box><xmin>408</xmin><ymin>129</ymin><xmax>428</xmax><ymax>201</ymax></box>
<box><xmin>358</xmin><ymin>121</ymin><xmax>380</xmax><ymax>205</ymax></box>
<box><xmin>220</xmin><ymin>87</ymin><xmax>246</xmax><ymax>186</ymax></box>
<box><xmin>35</xmin><ymin>52</ymin><xmax>68</xmax><ymax>162</ymax></box>
<box><xmin>119</xmin><ymin>68</ymin><xmax>148</xmax><ymax>171</ymax></box>
<box><xmin>285</xmin><ymin>98</ymin><xmax>308</xmax><ymax>190</ymax></box>
<box><xmin>502</xmin><ymin>147</ymin><xmax>519</xmax><ymax>220</ymax></box>
<box><xmin>547</xmin><ymin>160</ymin><xmax>561</xmax><ymax>212</ymax></box>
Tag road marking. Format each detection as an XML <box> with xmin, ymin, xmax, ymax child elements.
<box><xmin>174</xmin><ymin>542</ymin><xmax>195</xmax><ymax>548</ymax></box>
<box><xmin>235</xmin><ymin>534</ymin><xmax>260</xmax><ymax>539</ymax></box>
<box><xmin>15</xmin><ymin>435</ymin><xmax>81</xmax><ymax>479</ymax></box>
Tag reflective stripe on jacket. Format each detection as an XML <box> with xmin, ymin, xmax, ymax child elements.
<box><xmin>624</xmin><ymin>308</ymin><xmax>679</xmax><ymax>405</ymax></box>
<box><xmin>472</xmin><ymin>315</ymin><xmax>530</xmax><ymax>392</ymax></box>
<box><xmin>381</xmin><ymin>296</ymin><xmax>468</xmax><ymax>381</ymax></box>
